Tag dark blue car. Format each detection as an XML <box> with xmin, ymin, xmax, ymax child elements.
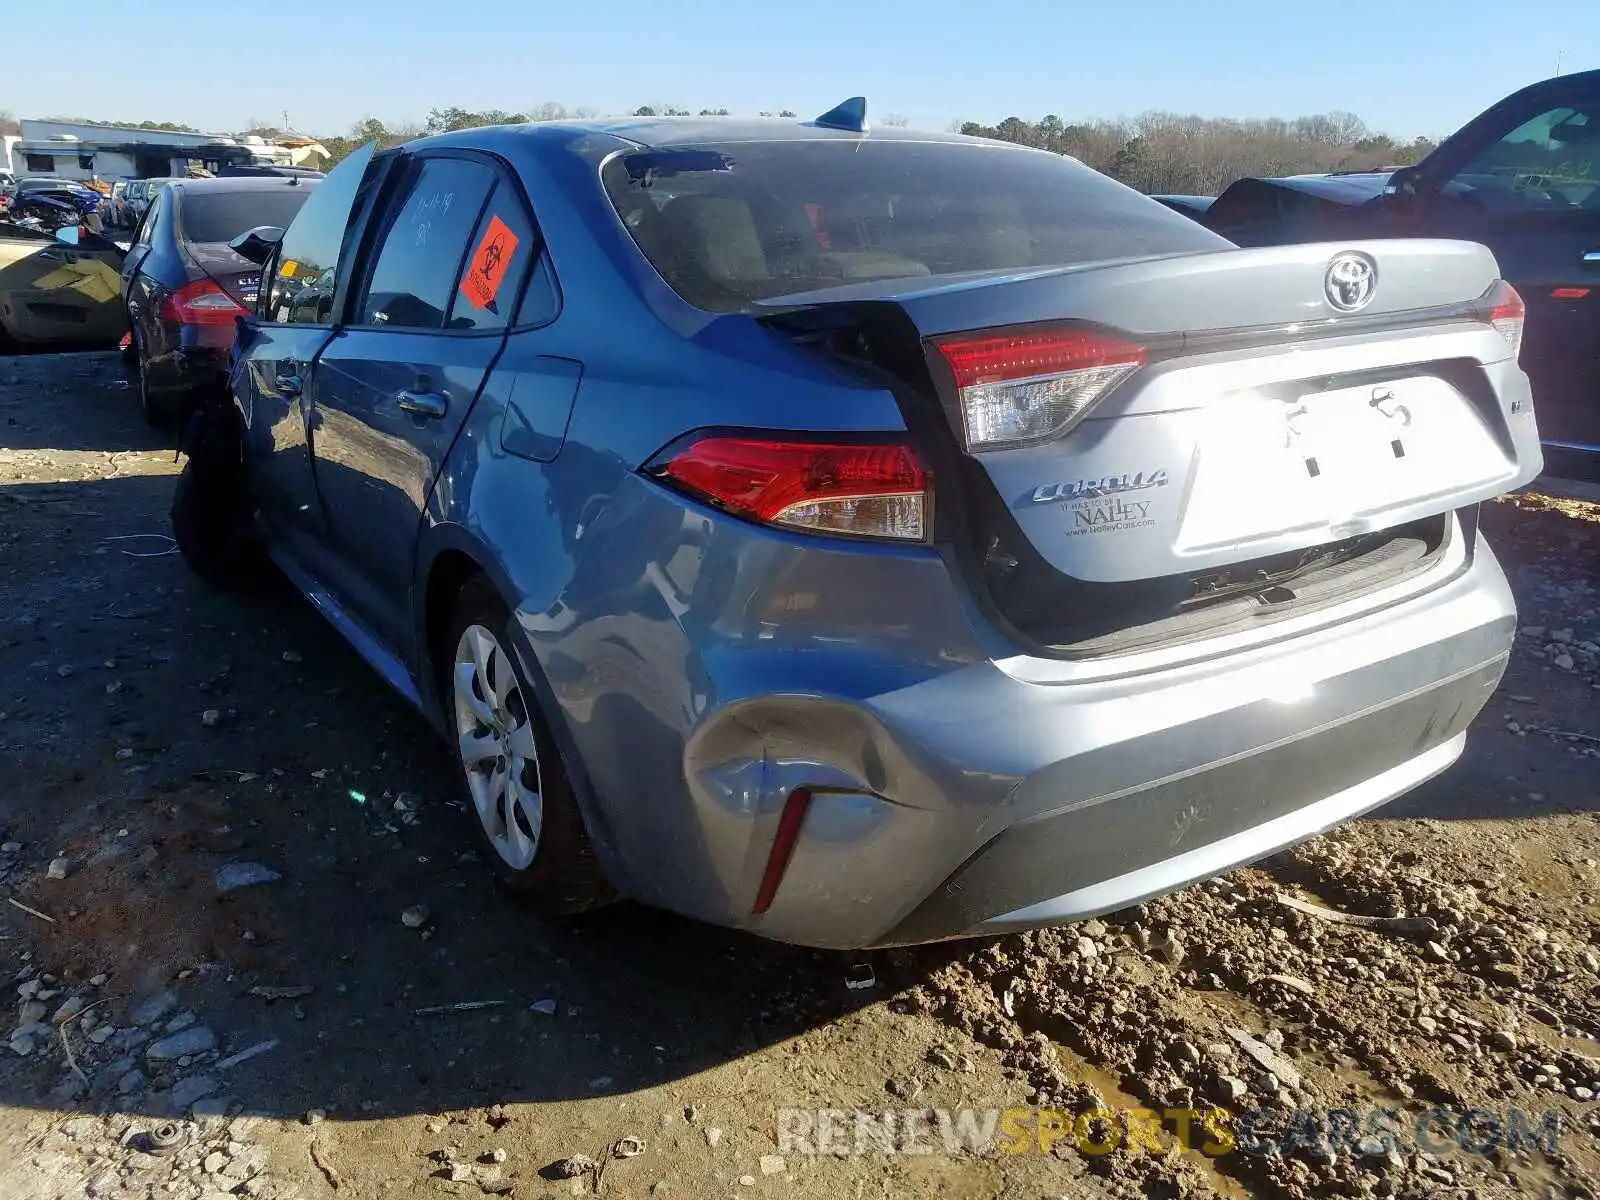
<box><xmin>171</xmin><ymin>107</ymin><xmax>1538</xmax><ymax>947</ymax></box>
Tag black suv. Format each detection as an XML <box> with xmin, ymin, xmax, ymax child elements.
<box><xmin>1207</xmin><ymin>70</ymin><xmax>1600</xmax><ymax>478</ymax></box>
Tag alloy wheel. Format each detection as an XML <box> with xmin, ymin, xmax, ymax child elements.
<box><xmin>452</xmin><ymin>624</ymin><xmax>544</xmax><ymax>870</ymax></box>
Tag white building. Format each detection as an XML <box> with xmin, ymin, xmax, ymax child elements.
<box><xmin>1</xmin><ymin>119</ymin><xmax>326</xmax><ymax>181</ymax></box>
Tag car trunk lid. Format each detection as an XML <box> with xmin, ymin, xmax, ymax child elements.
<box><xmin>759</xmin><ymin>239</ymin><xmax>1541</xmax><ymax>588</ymax></box>
<box><xmin>183</xmin><ymin>241</ymin><xmax>262</xmax><ymax>307</ymax></box>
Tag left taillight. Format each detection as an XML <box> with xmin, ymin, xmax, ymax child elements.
<box><xmin>932</xmin><ymin>325</ymin><xmax>1147</xmax><ymax>452</ymax></box>
<box><xmin>1474</xmin><ymin>279</ymin><xmax>1525</xmax><ymax>360</ymax></box>
<box><xmin>649</xmin><ymin>435</ymin><xmax>931</xmax><ymax>542</ymax></box>
<box><xmin>161</xmin><ymin>278</ymin><xmax>247</xmax><ymax>327</ymax></box>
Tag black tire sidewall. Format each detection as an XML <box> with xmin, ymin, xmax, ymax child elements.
<box><xmin>134</xmin><ymin>328</ymin><xmax>165</xmax><ymax>427</ymax></box>
<box><xmin>170</xmin><ymin>401</ymin><xmax>263</xmax><ymax>588</ymax></box>
<box><xmin>444</xmin><ymin>578</ymin><xmax>612</xmax><ymax>914</ymax></box>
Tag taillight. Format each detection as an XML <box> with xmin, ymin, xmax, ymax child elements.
<box><xmin>1475</xmin><ymin>280</ymin><xmax>1525</xmax><ymax>359</ymax></box>
<box><xmin>932</xmin><ymin>326</ymin><xmax>1146</xmax><ymax>451</ymax></box>
<box><xmin>651</xmin><ymin>435</ymin><xmax>931</xmax><ymax>542</ymax></box>
<box><xmin>161</xmin><ymin>278</ymin><xmax>246</xmax><ymax>327</ymax></box>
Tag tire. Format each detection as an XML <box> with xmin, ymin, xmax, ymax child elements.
<box><xmin>444</xmin><ymin>577</ymin><xmax>615</xmax><ymax>915</ymax></box>
<box><xmin>133</xmin><ymin>329</ymin><xmax>171</xmax><ymax>428</ymax></box>
<box><xmin>170</xmin><ymin>397</ymin><xmax>268</xmax><ymax>590</ymax></box>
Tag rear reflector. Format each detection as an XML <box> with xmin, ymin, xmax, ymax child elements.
<box><xmin>161</xmin><ymin>278</ymin><xmax>247</xmax><ymax>327</ymax></box>
<box><xmin>1475</xmin><ymin>280</ymin><xmax>1525</xmax><ymax>359</ymax></box>
<box><xmin>1552</xmin><ymin>287</ymin><xmax>1590</xmax><ymax>300</ymax></box>
<box><xmin>654</xmin><ymin>436</ymin><xmax>930</xmax><ymax>541</ymax></box>
<box><xmin>751</xmin><ymin>787</ymin><xmax>812</xmax><ymax>915</ymax></box>
<box><xmin>933</xmin><ymin>327</ymin><xmax>1146</xmax><ymax>451</ymax></box>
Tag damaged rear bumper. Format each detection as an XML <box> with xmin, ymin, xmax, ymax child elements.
<box><xmin>685</xmin><ymin>528</ymin><xmax>1513</xmax><ymax>950</ymax></box>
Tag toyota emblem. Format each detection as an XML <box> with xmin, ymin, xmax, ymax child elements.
<box><xmin>1324</xmin><ymin>252</ymin><xmax>1378</xmax><ymax>313</ymax></box>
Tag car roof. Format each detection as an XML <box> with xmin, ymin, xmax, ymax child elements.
<box><xmin>420</xmin><ymin>114</ymin><xmax>1044</xmax><ymax>161</ymax></box>
<box><xmin>167</xmin><ymin>177</ymin><xmax>320</xmax><ymax>195</ymax></box>
<box><xmin>1216</xmin><ymin>173</ymin><xmax>1392</xmax><ymax>206</ymax></box>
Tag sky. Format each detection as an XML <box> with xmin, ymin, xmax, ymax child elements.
<box><xmin>5</xmin><ymin>0</ymin><xmax>1593</xmax><ymax>141</ymax></box>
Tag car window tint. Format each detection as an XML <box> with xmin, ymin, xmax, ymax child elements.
<box><xmin>513</xmin><ymin>253</ymin><xmax>559</xmax><ymax>326</ymax></box>
<box><xmin>265</xmin><ymin>141</ymin><xmax>377</xmax><ymax>326</ymax></box>
<box><xmin>142</xmin><ymin>193</ymin><xmax>166</xmax><ymax>246</ymax></box>
<box><xmin>1445</xmin><ymin>93</ymin><xmax>1600</xmax><ymax>213</ymax></box>
<box><xmin>601</xmin><ymin>140</ymin><xmax>1227</xmax><ymax>313</ymax></box>
<box><xmin>134</xmin><ymin>195</ymin><xmax>159</xmax><ymax>246</ymax></box>
<box><xmin>357</xmin><ymin>158</ymin><xmax>494</xmax><ymax>330</ymax></box>
<box><xmin>179</xmin><ymin>186</ymin><xmax>315</xmax><ymax>244</ymax></box>
<box><xmin>445</xmin><ymin>181</ymin><xmax>537</xmax><ymax>332</ymax></box>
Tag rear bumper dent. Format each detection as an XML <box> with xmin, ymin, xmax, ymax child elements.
<box><xmin>736</xmin><ymin>539</ymin><xmax>1514</xmax><ymax>949</ymax></box>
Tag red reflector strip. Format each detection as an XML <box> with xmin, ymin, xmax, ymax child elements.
<box><xmin>751</xmin><ymin>788</ymin><xmax>812</xmax><ymax>915</ymax></box>
<box><xmin>1552</xmin><ymin>287</ymin><xmax>1590</xmax><ymax>299</ymax></box>
<box><xmin>660</xmin><ymin>438</ymin><xmax>927</xmax><ymax>524</ymax></box>
<box><xmin>934</xmin><ymin>328</ymin><xmax>1146</xmax><ymax>388</ymax></box>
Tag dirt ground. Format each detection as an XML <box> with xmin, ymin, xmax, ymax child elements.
<box><xmin>0</xmin><ymin>351</ymin><xmax>1596</xmax><ymax>1200</ymax></box>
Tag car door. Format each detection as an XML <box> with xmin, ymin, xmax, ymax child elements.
<box><xmin>0</xmin><ymin>228</ymin><xmax>123</xmax><ymax>345</ymax></box>
<box><xmin>233</xmin><ymin>142</ymin><xmax>378</xmax><ymax>561</ymax></box>
<box><xmin>307</xmin><ymin>151</ymin><xmax>533</xmax><ymax>656</ymax></box>
<box><xmin>1403</xmin><ymin>76</ymin><xmax>1600</xmax><ymax>455</ymax></box>
<box><xmin>121</xmin><ymin>188</ymin><xmax>164</xmax><ymax>330</ymax></box>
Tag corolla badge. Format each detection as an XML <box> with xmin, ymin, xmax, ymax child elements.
<box><xmin>1026</xmin><ymin>470</ymin><xmax>1169</xmax><ymax>506</ymax></box>
<box><xmin>1324</xmin><ymin>252</ymin><xmax>1377</xmax><ymax>313</ymax></box>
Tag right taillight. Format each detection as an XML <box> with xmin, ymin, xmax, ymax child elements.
<box><xmin>1476</xmin><ymin>280</ymin><xmax>1525</xmax><ymax>360</ymax></box>
<box><xmin>650</xmin><ymin>435</ymin><xmax>931</xmax><ymax>542</ymax></box>
<box><xmin>932</xmin><ymin>325</ymin><xmax>1146</xmax><ymax>452</ymax></box>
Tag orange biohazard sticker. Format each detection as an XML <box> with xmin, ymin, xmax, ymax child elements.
<box><xmin>458</xmin><ymin>215</ymin><xmax>520</xmax><ymax>311</ymax></box>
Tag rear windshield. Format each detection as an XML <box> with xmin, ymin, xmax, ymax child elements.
<box><xmin>601</xmin><ymin>140</ymin><xmax>1226</xmax><ymax>312</ymax></box>
<box><xmin>179</xmin><ymin>187</ymin><xmax>316</xmax><ymax>244</ymax></box>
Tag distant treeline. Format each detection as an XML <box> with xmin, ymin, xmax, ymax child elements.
<box><xmin>952</xmin><ymin>112</ymin><xmax>1440</xmax><ymax>195</ymax></box>
<box><xmin>3</xmin><ymin>103</ymin><xmax>1443</xmax><ymax>196</ymax></box>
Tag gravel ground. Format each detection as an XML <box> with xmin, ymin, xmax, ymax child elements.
<box><xmin>0</xmin><ymin>351</ymin><xmax>1596</xmax><ymax>1200</ymax></box>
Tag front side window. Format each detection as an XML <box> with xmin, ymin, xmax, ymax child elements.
<box><xmin>354</xmin><ymin>157</ymin><xmax>495</xmax><ymax>330</ymax></box>
<box><xmin>601</xmin><ymin>140</ymin><xmax>1227</xmax><ymax>312</ymax></box>
<box><xmin>265</xmin><ymin>141</ymin><xmax>377</xmax><ymax>326</ymax></box>
<box><xmin>1442</xmin><ymin>93</ymin><xmax>1600</xmax><ymax>213</ymax></box>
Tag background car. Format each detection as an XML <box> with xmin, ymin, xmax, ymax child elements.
<box><xmin>1148</xmin><ymin>193</ymin><xmax>1215</xmax><ymax>219</ymax></box>
<box><xmin>124</xmin><ymin>177</ymin><xmax>186</xmax><ymax>224</ymax></box>
<box><xmin>120</xmin><ymin>175</ymin><xmax>318</xmax><ymax>425</ymax></box>
<box><xmin>172</xmin><ymin>112</ymin><xmax>1539</xmax><ymax>951</ymax></box>
<box><xmin>1200</xmin><ymin>69</ymin><xmax>1600</xmax><ymax>479</ymax></box>
<box><xmin>0</xmin><ymin>223</ymin><xmax>127</xmax><ymax>348</ymax></box>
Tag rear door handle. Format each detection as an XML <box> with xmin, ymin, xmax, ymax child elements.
<box><xmin>397</xmin><ymin>389</ymin><xmax>448</xmax><ymax>419</ymax></box>
<box><xmin>1582</xmin><ymin>250</ymin><xmax>1600</xmax><ymax>268</ymax></box>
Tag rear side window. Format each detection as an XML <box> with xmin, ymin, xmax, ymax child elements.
<box><xmin>265</xmin><ymin>141</ymin><xmax>377</xmax><ymax>326</ymax></box>
<box><xmin>355</xmin><ymin>157</ymin><xmax>494</xmax><ymax>330</ymax></box>
<box><xmin>135</xmin><ymin>192</ymin><xmax>164</xmax><ymax>247</ymax></box>
<box><xmin>178</xmin><ymin>186</ymin><xmax>315</xmax><ymax>244</ymax></box>
<box><xmin>601</xmin><ymin>140</ymin><xmax>1228</xmax><ymax>312</ymax></box>
<box><xmin>445</xmin><ymin>182</ymin><xmax>547</xmax><ymax>332</ymax></box>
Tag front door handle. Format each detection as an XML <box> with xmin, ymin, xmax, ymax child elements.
<box><xmin>397</xmin><ymin>389</ymin><xmax>448</xmax><ymax>419</ymax></box>
<box><xmin>275</xmin><ymin>373</ymin><xmax>303</xmax><ymax>396</ymax></box>
<box><xmin>1582</xmin><ymin>250</ymin><xmax>1600</xmax><ymax>269</ymax></box>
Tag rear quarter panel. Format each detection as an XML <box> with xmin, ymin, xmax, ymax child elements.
<box><xmin>412</xmin><ymin>139</ymin><xmax>985</xmax><ymax>908</ymax></box>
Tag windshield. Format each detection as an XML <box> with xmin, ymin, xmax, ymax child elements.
<box><xmin>601</xmin><ymin>139</ymin><xmax>1225</xmax><ymax>312</ymax></box>
<box><xmin>178</xmin><ymin>187</ymin><xmax>317</xmax><ymax>244</ymax></box>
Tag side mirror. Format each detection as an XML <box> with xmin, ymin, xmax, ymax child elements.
<box><xmin>1383</xmin><ymin>166</ymin><xmax>1423</xmax><ymax>199</ymax></box>
<box><xmin>54</xmin><ymin>225</ymin><xmax>81</xmax><ymax>247</ymax></box>
<box><xmin>1550</xmin><ymin>117</ymin><xmax>1600</xmax><ymax>146</ymax></box>
<box><xmin>229</xmin><ymin>225</ymin><xmax>284</xmax><ymax>266</ymax></box>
